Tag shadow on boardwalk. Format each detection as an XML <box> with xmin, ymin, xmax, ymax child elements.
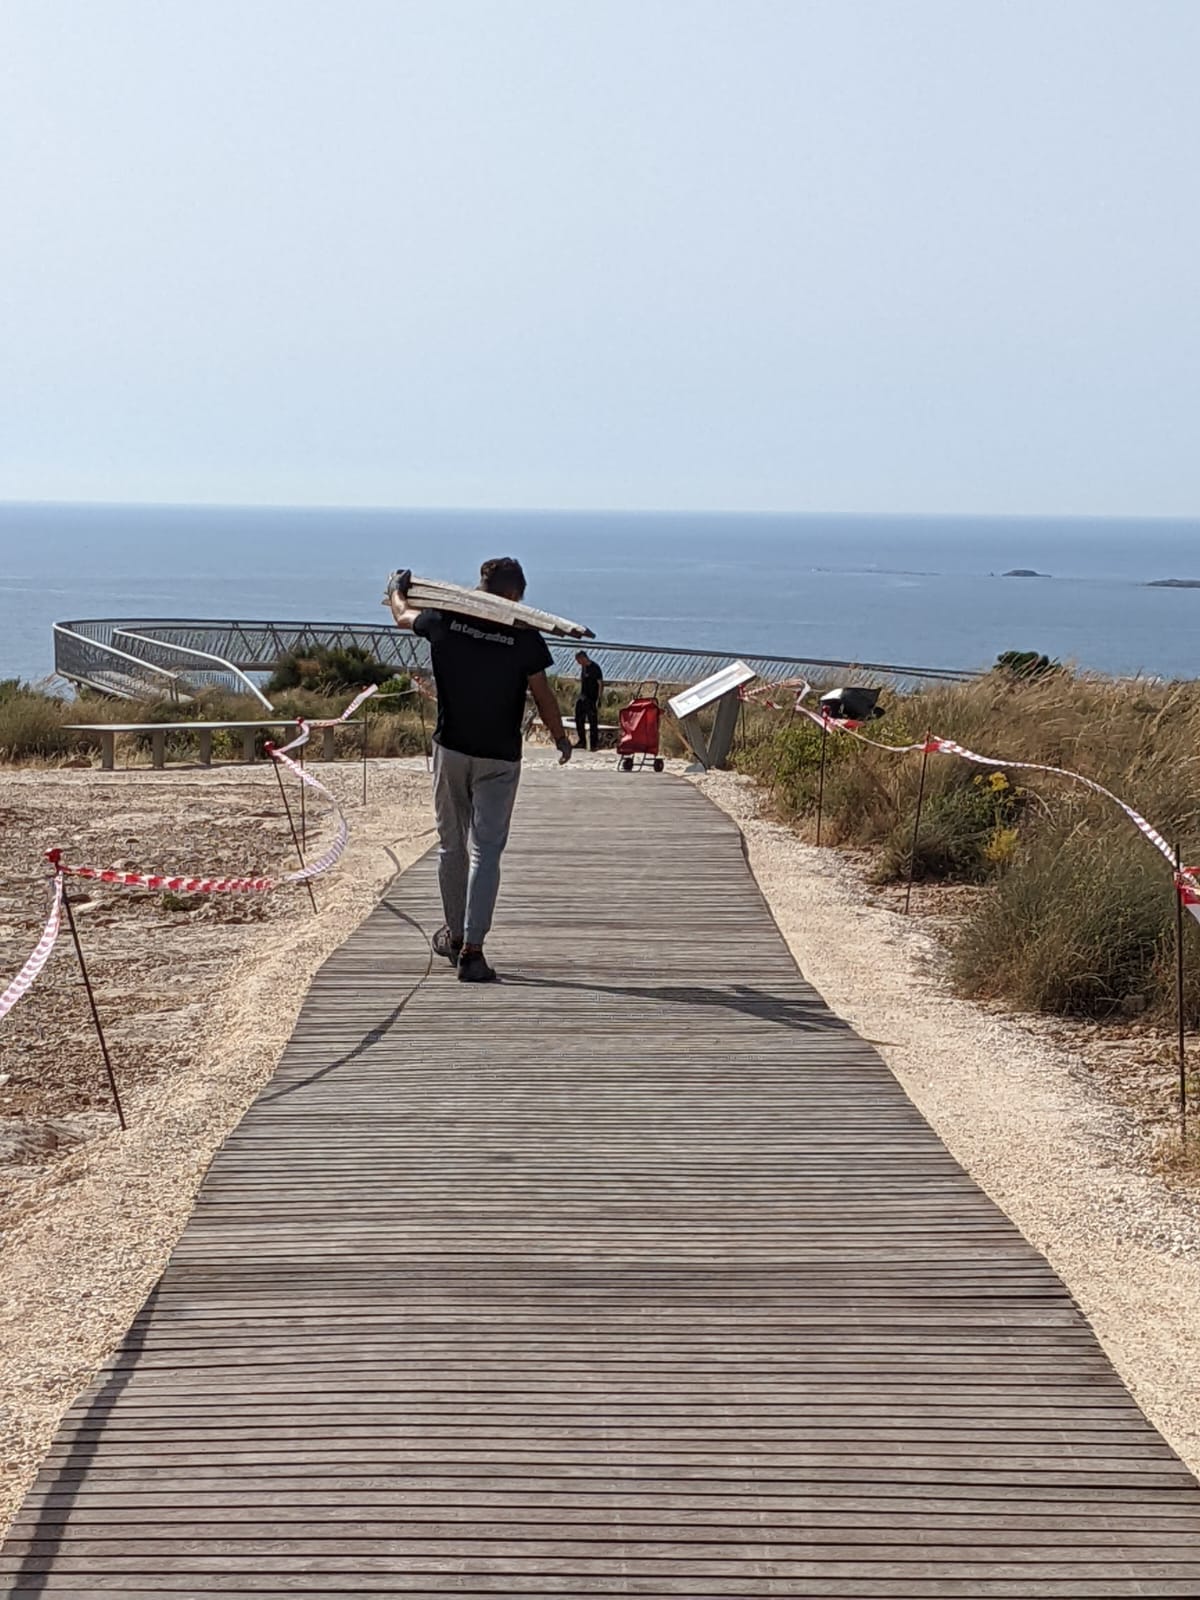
<box><xmin>506</xmin><ymin>973</ymin><xmax>853</xmax><ymax>1034</ymax></box>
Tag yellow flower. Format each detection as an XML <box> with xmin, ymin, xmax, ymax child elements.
<box><xmin>984</xmin><ymin>826</ymin><xmax>1019</xmax><ymax>865</ymax></box>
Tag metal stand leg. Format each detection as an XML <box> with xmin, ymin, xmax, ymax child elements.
<box><xmin>60</xmin><ymin>879</ymin><xmax>127</xmax><ymax>1129</ymax></box>
<box><xmin>271</xmin><ymin>755</ymin><xmax>318</xmax><ymax>915</ymax></box>
<box><xmin>904</xmin><ymin>733</ymin><xmax>932</xmax><ymax>915</ymax></box>
<box><xmin>816</xmin><ymin>720</ymin><xmax>829</xmax><ymax>847</ymax></box>
<box><xmin>1176</xmin><ymin>843</ymin><xmax>1188</xmax><ymax>1138</ymax></box>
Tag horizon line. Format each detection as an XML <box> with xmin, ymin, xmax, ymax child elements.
<box><xmin>2</xmin><ymin>496</ymin><xmax>1200</xmax><ymax>524</ymax></box>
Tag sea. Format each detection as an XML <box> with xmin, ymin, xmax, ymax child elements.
<box><xmin>2</xmin><ymin>502</ymin><xmax>1199</xmax><ymax>684</ymax></box>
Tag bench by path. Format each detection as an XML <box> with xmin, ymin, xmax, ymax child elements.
<box><xmin>4</xmin><ymin>770</ymin><xmax>1200</xmax><ymax>1596</ymax></box>
<box><xmin>65</xmin><ymin>720</ymin><xmax>364</xmax><ymax>771</ymax></box>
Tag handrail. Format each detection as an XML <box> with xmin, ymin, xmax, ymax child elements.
<box><xmin>113</xmin><ymin>631</ymin><xmax>273</xmax><ymax>711</ymax></box>
<box><xmin>54</xmin><ymin>616</ymin><xmax>982</xmax><ymax>699</ymax></box>
<box><xmin>52</xmin><ymin>624</ymin><xmax>180</xmax><ymax>681</ymax></box>
<box><xmin>51</xmin><ymin>625</ymin><xmax>182</xmax><ymax>699</ymax></box>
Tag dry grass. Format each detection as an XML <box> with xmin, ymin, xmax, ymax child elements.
<box><xmin>736</xmin><ymin>669</ymin><xmax>1200</xmax><ymax>1022</ymax></box>
<box><xmin>0</xmin><ymin>684</ymin><xmax>429</xmax><ymax>765</ymax></box>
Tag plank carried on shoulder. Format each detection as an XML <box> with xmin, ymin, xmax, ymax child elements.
<box><xmin>386</xmin><ymin>574</ymin><xmax>594</xmax><ymax>639</ymax></box>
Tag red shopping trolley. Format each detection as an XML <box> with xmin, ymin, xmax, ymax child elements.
<box><xmin>616</xmin><ymin>682</ymin><xmax>665</xmax><ymax>773</ymax></box>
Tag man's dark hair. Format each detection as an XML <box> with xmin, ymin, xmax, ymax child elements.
<box><xmin>480</xmin><ymin>557</ymin><xmax>527</xmax><ymax>600</ymax></box>
<box><xmin>575</xmin><ymin>650</ymin><xmax>589</xmax><ymax>664</ymax></box>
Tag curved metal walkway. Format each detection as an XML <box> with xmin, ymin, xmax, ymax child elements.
<box><xmin>53</xmin><ymin>616</ymin><xmax>977</xmax><ymax>702</ymax></box>
<box><xmin>4</xmin><ymin>772</ymin><xmax>1200</xmax><ymax>1596</ymax></box>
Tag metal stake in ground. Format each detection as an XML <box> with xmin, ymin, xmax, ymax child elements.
<box><xmin>298</xmin><ymin>741</ymin><xmax>306</xmax><ymax>851</ymax></box>
<box><xmin>1176</xmin><ymin>842</ymin><xmax>1188</xmax><ymax>1136</ymax></box>
<box><xmin>56</xmin><ymin>873</ymin><xmax>127</xmax><ymax>1130</ymax></box>
<box><xmin>268</xmin><ymin>748</ymin><xmax>319</xmax><ymax>915</ymax></box>
<box><xmin>904</xmin><ymin>732</ymin><xmax>933</xmax><ymax>916</ymax></box>
<box><xmin>815</xmin><ymin>716</ymin><xmax>830</xmax><ymax>847</ymax></box>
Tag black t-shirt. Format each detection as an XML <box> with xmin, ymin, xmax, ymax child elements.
<box><xmin>413</xmin><ymin>609</ymin><xmax>554</xmax><ymax>762</ymax></box>
<box><xmin>579</xmin><ymin>660</ymin><xmax>604</xmax><ymax>704</ymax></box>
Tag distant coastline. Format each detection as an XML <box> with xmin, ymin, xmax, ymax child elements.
<box><xmin>1147</xmin><ymin>578</ymin><xmax>1200</xmax><ymax>589</ymax></box>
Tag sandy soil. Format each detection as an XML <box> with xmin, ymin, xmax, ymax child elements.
<box><xmin>693</xmin><ymin>767</ymin><xmax>1200</xmax><ymax>1479</ymax></box>
<box><xmin>0</xmin><ymin>757</ymin><xmax>433</xmax><ymax>1533</ymax></box>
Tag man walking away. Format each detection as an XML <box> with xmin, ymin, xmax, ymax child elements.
<box><xmin>388</xmin><ymin>558</ymin><xmax>573</xmax><ymax>983</ymax></box>
<box><xmin>574</xmin><ymin>650</ymin><xmax>604</xmax><ymax>751</ymax></box>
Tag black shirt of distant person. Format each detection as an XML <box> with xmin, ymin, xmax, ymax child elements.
<box><xmin>414</xmin><ymin>610</ymin><xmax>554</xmax><ymax>764</ymax></box>
<box><xmin>575</xmin><ymin>656</ymin><xmax>604</xmax><ymax>751</ymax></box>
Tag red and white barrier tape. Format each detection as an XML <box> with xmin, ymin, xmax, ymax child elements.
<box><xmin>46</xmin><ymin>850</ymin><xmax>276</xmax><ymax>894</ymax></box>
<box><xmin>265</xmin><ymin>741</ymin><xmax>350</xmax><ymax>882</ymax></box>
<box><xmin>739</xmin><ymin>677</ymin><xmax>808</xmax><ymax>713</ymax></box>
<box><xmin>40</xmin><ymin>688</ymin><xmax>373</xmax><ymax>905</ymax></box>
<box><xmin>927</xmin><ymin>735</ymin><xmax>1175</xmax><ymax>864</ymax></box>
<box><xmin>318</xmin><ymin>682</ymin><xmax>380</xmax><ymax>721</ymax></box>
<box><xmin>261</xmin><ymin>687</ymin><xmax>373</xmax><ymax>877</ymax></box>
<box><xmin>277</xmin><ymin>683</ymin><xmax>380</xmax><ymax>754</ymax></box>
<box><xmin>0</xmin><ymin>874</ymin><xmax>63</xmax><ymax>1022</ymax></box>
<box><xmin>2</xmin><ymin>680</ymin><xmax>424</xmax><ymax>1023</ymax></box>
<box><xmin>784</xmin><ymin>688</ymin><xmax>1200</xmax><ymax>917</ymax></box>
<box><xmin>925</xmin><ymin>735</ymin><xmax>1200</xmax><ymax>921</ymax></box>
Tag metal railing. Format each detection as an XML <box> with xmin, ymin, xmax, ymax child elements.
<box><xmin>113</xmin><ymin>631</ymin><xmax>273</xmax><ymax>709</ymax></box>
<box><xmin>53</xmin><ymin>616</ymin><xmax>979</xmax><ymax>700</ymax></box>
<box><xmin>51</xmin><ymin>624</ymin><xmax>183</xmax><ymax>702</ymax></box>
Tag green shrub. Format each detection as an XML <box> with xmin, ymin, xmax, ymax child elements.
<box><xmin>994</xmin><ymin>649</ymin><xmax>1061</xmax><ymax>680</ymax></box>
<box><xmin>952</xmin><ymin>817</ymin><xmax>1182</xmax><ymax>1019</ymax></box>
<box><xmin>875</xmin><ymin>769</ymin><xmax>1026</xmax><ymax>884</ymax></box>
<box><xmin>268</xmin><ymin>646</ymin><xmax>393</xmax><ymax>696</ymax></box>
<box><xmin>373</xmin><ymin>675</ymin><xmax>412</xmax><ymax>700</ymax></box>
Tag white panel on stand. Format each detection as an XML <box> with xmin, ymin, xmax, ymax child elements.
<box><xmin>667</xmin><ymin>660</ymin><xmax>758</xmax><ymax>770</ymax></box>
<box><xmin>667</xmin><ymin>660</ymin><xmax>757</xmax><ymax>721</ymax></box>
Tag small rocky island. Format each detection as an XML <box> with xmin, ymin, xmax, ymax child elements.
<box><xmin>1147</xmin><ymin>578</ymin><xmax>1200</xmax><ymax>589</ymax></box>
<box><xmin>1002</xmin><ymin>568</ymin><xmax>1050</xmax><ymax>578</ymax></box>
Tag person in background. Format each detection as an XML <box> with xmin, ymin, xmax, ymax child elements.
<box><xmin>387</xmin><ymin>557</ymin><xmax>573</xmax><ymax>983</ymax></box>
<box><xmin>574</xmin><ymin>649</ymin><xmax>604</xmax><ymax>751</ymax></box>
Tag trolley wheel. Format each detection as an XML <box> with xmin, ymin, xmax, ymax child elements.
<box><xmin>621</xmin><ymin>757</ymin><xmax>634</xmax><ymax>772</ymax></box>
<box><xmin>653</xmin><ymin>758</ymin><xmax>665</xmax><ymax>773</ymax></box>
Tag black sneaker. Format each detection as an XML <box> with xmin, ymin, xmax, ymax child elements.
<box><xmin>458</xmin><ymin>949</ymin><xmax>498</xmax><ymax>984</ymax></box>
<box><xmin>432</xmin><ymin>925</ymin><xmax>463</xmax><ymax>964</ymax></box>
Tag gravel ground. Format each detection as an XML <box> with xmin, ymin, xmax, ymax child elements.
<box><xmin>693</xmin><ymin>767</ymin><xmax>1200</xmax><ymax>1478</ymax></box>
<box><xmin>0</xmin><ymin>757</ymin><xmax>434</xmax><ymax>1535</ymax></box>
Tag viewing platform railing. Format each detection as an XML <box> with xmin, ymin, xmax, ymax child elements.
<box><xmin>53</xmin><ymin>616</ymin><xmax>979</xmax><ymax>703</ymax></box>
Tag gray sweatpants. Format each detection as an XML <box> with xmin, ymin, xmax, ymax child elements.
<box><xmin>431</xmin><ymin>741</ymin><xmax>521</xmax><ymax>947</ymax></box>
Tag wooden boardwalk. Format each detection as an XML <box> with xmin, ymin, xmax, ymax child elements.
<box><xmin>5</xmin><ymin>769</ymin><xmax>1200</xmax><ymax>1597</ymax></box>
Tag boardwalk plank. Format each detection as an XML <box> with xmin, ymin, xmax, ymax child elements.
<box><xmin>4</xmin><ymin>769</ymin><xmax>1199</xmax><ymax>1597</ymax></box>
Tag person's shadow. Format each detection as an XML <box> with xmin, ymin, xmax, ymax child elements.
<box><xmin>5</xmin><ymin>1288</ymin><xmax>162</xmax><ymax>1593</ymax></box>
<box><xmin>261</xmin><ymin>898</ymin><xmax>433</xmax><ymax>1103</ymax></box>
<box><xmin>503</xmin><ymin>972</ymin><xmax>851</xmax><ymax>1035</ymax></box>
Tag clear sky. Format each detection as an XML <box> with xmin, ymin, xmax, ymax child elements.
<box><xmin>3</xmin><ymin>0</ymin><xmax>1197</xmax><ymax>516</ymax></box>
